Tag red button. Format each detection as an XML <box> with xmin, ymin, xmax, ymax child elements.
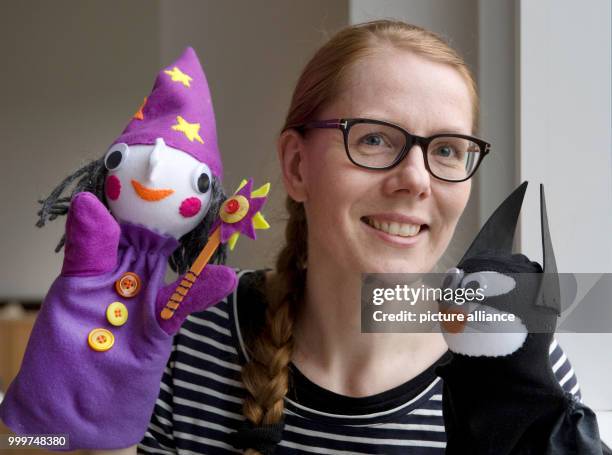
<box><xmin>225</xmin><ymin>198</ymin><xmax>239</xmax><ymax>214</ymax></box>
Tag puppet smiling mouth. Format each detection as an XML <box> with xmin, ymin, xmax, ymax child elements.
<box><xmin>131</xmin><ymin>179</ymin><xmax>175</xmax><ymax>201</ymax></box>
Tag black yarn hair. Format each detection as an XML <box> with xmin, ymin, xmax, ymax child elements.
<box><xmin>36</xmin><ymin>157</ymin><xmax>228</xmax><ymax>274</ymax></box>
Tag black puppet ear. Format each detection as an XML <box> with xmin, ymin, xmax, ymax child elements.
<box><xmin>536</xmin><ymin>184</ymin><xmax>562</xmax><ymax>315</ymax></box>
<box><xmin>459</xmin><ymin>181</ymin><xmax>529</xmax><ymax>264</ymax></box>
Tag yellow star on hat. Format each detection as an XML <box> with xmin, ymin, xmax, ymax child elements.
<box><xmin>172</xmin><ymin>115</ymin><xmax>204</xmax><ymax>144</ymax></box>
<box><xmin>164</xmin><ymin>66</ymin><xmax>193</xmax><ymax>88</ymax></box>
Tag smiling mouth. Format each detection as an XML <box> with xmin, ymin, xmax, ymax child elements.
<box><xmin>361</xmin><ymin>216</ymin><xmax>428</xmax><ymax>238</ymax></box>
<box><xmin>131</xmin><ymin>179</ymin><xmax>175</xmax><ymax>201</ymax></box>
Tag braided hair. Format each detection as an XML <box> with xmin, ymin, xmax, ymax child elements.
<box><xmin>232</xmin><ymin>197</ymin><xmax>306</xmax><ymax>454</ymax></box>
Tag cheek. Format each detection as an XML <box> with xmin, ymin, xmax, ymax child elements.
<box><xmin>105</xmin><ymin>175</ymin><xmax>121</xmax><ymax>200</ymax></box>
<box><xmin>438</xmin><ymin>183</ymin><xmax>470</xmax><ymax>226</ymax></box>
<box><xmin>179</xmin><ymin>197</ymin><xmax>202</xmax><ymax>218</ymax></box>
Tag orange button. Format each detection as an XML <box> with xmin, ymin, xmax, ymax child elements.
<box><xmin>87</xmin><ymin>328</ymin><xmax>115</xmax><ymax>352</ymax></box>
<box><xmin>115</xmin><ymin>272</ymin><xmax>141</xmax><ymax>298</ymax></box>
<box><xmin>106</xmin><ymin>302</ymin><xmax>128</xmax><ymax>326</ymax></box>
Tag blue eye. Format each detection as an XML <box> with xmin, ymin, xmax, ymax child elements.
<box><xmin>362</xmin><ymin>134</ymin><xmax>384</xmax><ymax>146</ymax></box>
<box><xmin>435</xmin><ymin>145</ymin><xmax>455</xmax><ymax>157</ymax></box>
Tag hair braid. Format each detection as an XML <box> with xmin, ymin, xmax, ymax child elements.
<box><xmin>239</xmin><ymin>197</ymin><xmax>307</xmax><ymax>454</ymax></box>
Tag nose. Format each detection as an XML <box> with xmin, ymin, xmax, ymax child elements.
<box><xmin>383</xmin><ymin>144</ymin><xmax>432</xmax><ymax>198</ymax></box>
<box><xmin>146</xmin><ymin>137</ymin><xmax>166</xmax><ymax>182</ymax></box>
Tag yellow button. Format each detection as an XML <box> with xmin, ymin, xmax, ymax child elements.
<box><xmin>106</xmin><ymin>302</ymin><xmax>128</xmax><ymax>326</ymax></box>
<box><xmin>115</xmin><ymin>272</ymin><xmax>141</xmax><ymax>298</ymax></box>
<box><xmin>88</xmin><ymin>328</ymin><xmax>115</xmax><ymax>352</ymax></box>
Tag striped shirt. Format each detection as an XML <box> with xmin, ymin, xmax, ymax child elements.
<box><xmin>138</xmin><ymin>269</ymin><xmax>581</xmax><ymax>454</ymax></box>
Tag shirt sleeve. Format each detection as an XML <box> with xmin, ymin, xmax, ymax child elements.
<box><xmin>137</xmin><ymin>340</ymin><xmax>179</xmax><ymax>455</ymax></box>
<box><xmin>549</xmin><ymin>338</ymin><xmax>582</xmax><ymax>401</ymax></box>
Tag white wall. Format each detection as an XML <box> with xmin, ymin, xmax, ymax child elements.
<box><xmin>518</xmin><ymin>0</ymin><xmax>612</xmax><ymax>411</ymax></box>
<box><xmin>477</xmin><ymin>0</ymin><xmax>517</xmax><ymax>230</ymax></box>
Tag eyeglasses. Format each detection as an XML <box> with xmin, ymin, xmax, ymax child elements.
<box><xmin>289</xmin><ymin>118</ymin><xmax>490</xmax><ymax>182</ymax></box>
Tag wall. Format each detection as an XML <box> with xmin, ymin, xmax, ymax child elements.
<box><xmin>518</xmin><ymin>0</ymin><xmax>612</xmax><ymax>411</ymax></box>
<box><xmin>0</xmin><ymin>0</ymin><xmax>161</xmax><ymax>299</ymax></box>
<box><xmin>158</xmin><ymin>0</ymin><xmax>348</xmax><ymax>269</ymax></box>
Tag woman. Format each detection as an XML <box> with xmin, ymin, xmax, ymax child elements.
<box><xmin>131</xmin><ymin>20</ymin><xmax>580</xmax><ymax>454</ymax></box>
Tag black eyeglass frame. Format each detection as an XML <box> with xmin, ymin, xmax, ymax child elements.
<box><xmin>288</xmin><ymin>118</ymin><xmax>491</xmax><ymax>183</ymax></box>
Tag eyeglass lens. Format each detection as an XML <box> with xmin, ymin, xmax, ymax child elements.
<box><xmin>346</xmin><ymin>122</ymin><xmax>481</xmax><ymax>181</ymax></box>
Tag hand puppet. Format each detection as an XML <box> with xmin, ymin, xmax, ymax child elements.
<box><xmin>436</xmin><ymin>181</ymin><xmax>603</xmax><ymax>454</ymax></box>
<box><xmin>0</xmin><ymin>47</ymin><xmax>270</xmax><ymax>450</ymax></box>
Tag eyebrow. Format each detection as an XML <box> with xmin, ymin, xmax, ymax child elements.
<box><xmin>356</xmin><ymin>113</ymin><xmax>471</xmax><ymax>135</ymax></box>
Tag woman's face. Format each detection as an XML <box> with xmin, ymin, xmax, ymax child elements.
<box><xmin>283</xmin><ymin>49</ymin><xmax>474</xmax><ymax>274</ymax></box>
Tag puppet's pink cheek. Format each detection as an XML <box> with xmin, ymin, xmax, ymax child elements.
<box><xmin>179</xmin><ymin>197</ymin><xmax>202</xmax><ymax>218</ymax></box>
<box><xmin>106</xmin><ymin>175</ymin><xmax>121</xmax><ymax>200</ymax></box>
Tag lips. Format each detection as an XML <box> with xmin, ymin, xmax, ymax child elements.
<box><xmin>131</xmin><ymin>179</ymin><xmax>175</xmax><ymax>201</ymax></box>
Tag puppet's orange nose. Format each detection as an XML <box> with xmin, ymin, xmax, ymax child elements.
<box><xmin>440</xmin><ymin>307</ymin><xmax>468</xmax><ymax>333</ymax></box>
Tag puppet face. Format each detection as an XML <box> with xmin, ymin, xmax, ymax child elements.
<box><xmin>103</xmin><ymin>138</ymin><xmax>213</xmax><ymax>238</ymax></box>
<box><xmin>440</xmin><ymin>268</ymin><xmax>529</xmax><ymax>357</ymax></box>
<box><xmin>289</xmin><ymin>49</ymin><xmax>473</xmax><ymax>275</ymax></box>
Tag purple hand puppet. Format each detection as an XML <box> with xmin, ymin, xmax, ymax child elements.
<box><xmin>0</xmin><ymin>47</ymin><xmax>238</xmax><ymax>450</ymax></box>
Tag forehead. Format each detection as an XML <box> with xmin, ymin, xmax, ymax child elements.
<box><xmin>334</xmin><ymin>49</ymin><xmax>474</xmax><ymax>135</ymax></box>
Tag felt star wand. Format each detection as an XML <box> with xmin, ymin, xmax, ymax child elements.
<box><xmin>160</xmin><ymin>178</ymin><xmax>270</xmax><ymax>320</ymax></box>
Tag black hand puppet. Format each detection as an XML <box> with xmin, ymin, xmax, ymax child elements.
<box><xmin>435</xmin><ymin>182</ymin><xmax>604</xmax><ymax>455</ymax></box>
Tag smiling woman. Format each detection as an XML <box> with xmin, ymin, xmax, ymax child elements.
<box><xmin>134</xmin><ymin>20</ymin><xmax>584</xmax><ymax>455</ymax></box>
<box><xmin>281</xmin><ymin>47</ymin><xmax>477</xmax><ymax>274</ymax></box>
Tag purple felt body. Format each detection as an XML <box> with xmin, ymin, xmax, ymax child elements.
<box><xmin>0</xmin><ymin>193</ymin><xmax>237</xmax><ymax>450</ymax></box>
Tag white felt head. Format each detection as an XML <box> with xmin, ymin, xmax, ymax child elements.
<box><xmin>104</xmin><ymin>138</ymin><xmax>213</xmax><ymax>239</ymax></box>
<box><xmin>442</xmin><ymin>269</ymin><xmax>528</xmax><ymax>357</ymax></box>
<box><xmin>442</xmin><ymin>304</ymin><xmax>528</xmax><ymax>357</ymax></box>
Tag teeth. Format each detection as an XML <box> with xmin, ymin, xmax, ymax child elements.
<box><xmin>388</xmin><ymin>222</ymin><xmax>400</xmax><ymax>235</ymax></box>
<box><xmin>366</xmin><ymin>217</ymin><xmax>421</xmax><ymax>237</ymax></box>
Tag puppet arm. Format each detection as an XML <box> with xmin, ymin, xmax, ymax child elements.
<box><xmin>155</xmin><ymin>264</ymin><xmax>237</xmax><ymax>335</ymax></box>
<box><xmin>61</xmin><ymin>191</ymin><xmax>120</xmax><ymax>276</ymax></box>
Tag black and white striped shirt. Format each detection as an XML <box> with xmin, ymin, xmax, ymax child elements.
<box><xmin>138</xmin><ymin>269</ymin><xmax>581</xmax><ymax>454</ymax></box>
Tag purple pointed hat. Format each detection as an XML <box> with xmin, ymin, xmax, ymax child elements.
<box><xmin>113</xmin><ymin>47</ymin><xmax>223</xmax><ymax>179</ymax></box>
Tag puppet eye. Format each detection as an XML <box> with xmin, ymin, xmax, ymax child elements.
<box><xmin>442</xmin><ymin>267</ymin><xmax>464</xmax><ymax>290</ymax></box>
<box><xmin>192</xmin><ymin>164</ymin><xmax>212</xmax><ymax>194</ymax></box>
<box><xmin>460</xmin><ymin>271</ymin><xmax>516</xmax><ymax>297</ymax></box>
<box><xmin>104</xmin><ymin>143</ymin><xmax>130</xmax><ymax>171</ymax></box>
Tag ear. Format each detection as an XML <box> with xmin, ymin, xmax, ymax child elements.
<box><xmin>277</xmin><ymin>129</ymin><xmax>308</xmax><ymax>202</ymax></box>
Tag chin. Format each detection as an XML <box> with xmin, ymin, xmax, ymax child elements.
<box><xmin>357</xmin><ymin>256</ymin><xmax>431</xmax><ymax>274</ymax></box>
